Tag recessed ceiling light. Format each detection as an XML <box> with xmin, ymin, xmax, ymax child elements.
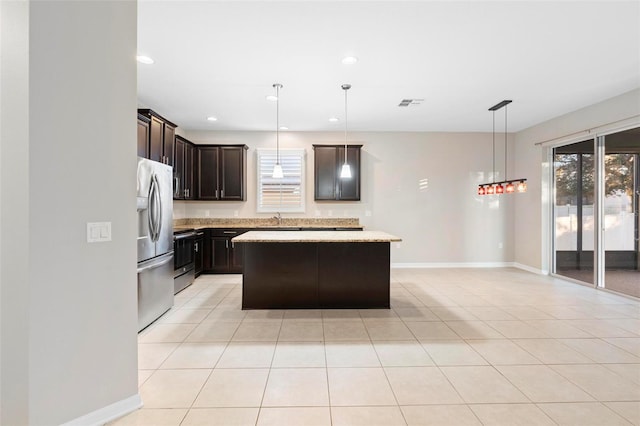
<box><xmin>206</xmin><ymin>116</ymin><xmax>218</xmax><ymax>122</ymax></box>
<box><xmin>136</xmin><ymin>55</ymin><xmax>154</xmax><ymax>64</ymax></box>
<box><xmin>279</xmin><ymin>126</ymin><xmax>289</xmax><ymax>130</ymax></box>
<box><xmin>341</xmin><ymin>56</ymin><xmax>358</xmax><ymax>65</ymax></box>
<box><xmin>329</xmin><ymin>117</ymin><xmax>339</xmax><ymax>122</ymax></box>
<box><xmin>265</xmin><ymin>95</ymin><xmax>278</xmax><ymax>101</ymax></box>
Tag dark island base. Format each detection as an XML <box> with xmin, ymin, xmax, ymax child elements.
<box><xmin>241</xmin><ymin>242</ymin><xmax>391</xmax><ymax>309</ymax></box>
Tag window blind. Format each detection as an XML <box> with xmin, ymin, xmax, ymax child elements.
<box><xmin>257</xmin><ymin>149</ymin><xmax>305</xmax><ymax>213</ymax></box>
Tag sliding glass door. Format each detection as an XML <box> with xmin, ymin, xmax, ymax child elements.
<box><xmin>553</xmin><ymin>140</ymin><xmax>595</xmax><ymax>284</ymax></box>
<box><xmin>602</xmin><ymin>129</ymin><xmax>639</xmax><ymax>297</ymax></box>
<box><xmin>552</xmin><ymin>127</ymin><xmax>640</xmax><ymax>297</ymax></box>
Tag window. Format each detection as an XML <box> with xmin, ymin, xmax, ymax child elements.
<box><xmin>257</xmin><ymin>148</ymin><xmax>305</xmax><ymax>213</ymax></box>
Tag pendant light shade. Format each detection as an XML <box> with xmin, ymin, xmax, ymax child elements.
<box><xmin>340</xmin><ymin>163</ymin><xmax>352</xmax><ymax>179</ymax></box>
<box><xmin>272</xmin><ymin>83</ymin><xmax>283</xmax><ymax>179</ymax></box>
<box><xmin>340</xmin><ymin>84</ymin><xmax>352</xmax><ymax>179</ymax></box>
<box><xmin>477</xmin><ymin>100</ymin><xmax>527</xmax><ymax>196</ymax></box>
<box><xmin>272</xmin><ymin>164</ymin><xmax>284</xmax><ymax>179</ymax></box>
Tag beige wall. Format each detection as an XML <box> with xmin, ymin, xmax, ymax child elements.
<box><xmin>514</xmin><ymin>89</ymin><xmax>640</xmax><ymax>272</ymax></box>
<box><xmin>177</xmin><ymin>130</ymin><xmax>517</xmax><ymax>265</ymax></box>
<box><xmin>2</xmin><ymin>1</ymin><xmax>139</xmax><ymax>424</ymax></box>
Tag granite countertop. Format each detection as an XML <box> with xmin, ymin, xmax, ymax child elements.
<box><xmin>232</xmin><ymin>230</ymin><xmax>401</xmax><ymax>243</ymax></box>
<box><xmin>173</xmin><ymin>217</ymin><xmax>363</xmax><ymax>231</ymax></box>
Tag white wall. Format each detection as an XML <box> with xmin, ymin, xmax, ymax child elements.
<box><xmin>2</xmin><ymin>1</ymin><xmax>139</xmax><ymax>424</ymax></box>
<box><xmin>178</xmin><ymin>130</ymin><xmax>516</xmax><ymax>265</ymax></box>
<box><xmin>514</xmin><ymin>89</ymin><xmax>640</xmax><ymax>272</ymax></box>
<box><xmin>1</xmin><ymin>1</ymin><xmax>30</xmax><ymax>423</ymax></box>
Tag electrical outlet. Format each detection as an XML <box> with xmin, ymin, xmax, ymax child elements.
<box><xmin>234</xmin><ymin>210</ymin><xmax>239</xmax><ymax>217</ymax></box>
<box><xmin>498</xmin><ymin>242</ymin><xmax>503</xmax><ymax>249</ymax></box>
<box><xmin>315</xmin><ymin>210</ymin><xmax>321</xmax><ymax>217</ymax></box>
<box><xmin>365</xmin><ymin>210</ymin><xmax>372</xmax><ymax>217</ymax></box>
<box><xmin>205</xmin><ymin>210</ymin><xmax>210</xmax><ymax>217</ymax></box>
<box><xmin>327</xmin><ymin>210</ymin><xmax>333</xmax><ymax>217</ymax></box>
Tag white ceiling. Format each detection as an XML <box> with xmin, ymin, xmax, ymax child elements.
<box><xmin>137</xmin><ymin>1</ymin><xmax>640</xmax><ymax>133</ymax></box>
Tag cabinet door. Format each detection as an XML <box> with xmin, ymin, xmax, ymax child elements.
<box><xmin>164</xmin><ymin>124</ymin><xmax>175</xmax><ymax>167</ymax></box>
<box><xmin>184</xmin><ymin>143</ymin><xmax>196</xmax><ymax>200</ymax></box>
<box><xmin>173</xmin><ymin>138</ymin><xmax>185</xmax><ymax>199</ymax></box>
<box><xmin>198</xmin><ymin>147</ymin><xmax>220</xmax><ymax>199</ymax></box>
<box><xmin>230</xmin><ymin>239</ymin><xmax>244</xmax><ymax>273</ymax></box>
<box><xmin>337</xmin><ymin>146</ymin><xmax>361</xmax><ymax>200</ymax></box>
<box><xmin>137</xmin><ymin>117</ymin><xmax>150</xmax><ymax>158</ymax></box>
<box><xmin>314</xmin><ymin>146</ymin><xmax>338</xmax><ymax>200</ymax></box>
<box><xmin>211</xmin><ymin>237</ymin><xmax>229</xmax><ymax>273</ymax></box>
<box><xmin>220</xmin><ymin>146</ymin><xmax>245</xmax><ymax>200</ymax></box>
<box><xmin>194</xmin><ymin>236</ymin><xmax>204</xmax><ymax>276</ymax></box>
<box><xmin>149</xmin><ymin>116</ymin><xmax>164</xmax><ymax>163</ymax></box>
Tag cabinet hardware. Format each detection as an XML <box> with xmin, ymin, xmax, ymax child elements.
<box><xmin>194</xmin><ymin>242</ymin><xmax>198</xmax><ymax>252</ymax></box>
<box><xmin>223</xmin><ymin>231</ymin><xmax>237</xmax><ymax>234</ymax></box>
<box><xmin>225</xmin><ymin>240</ymin><xmax>228</xmax><ymax>249</ymax></box>
<box><xmin>215</xmin><ymin>189</ymin><xmax>218</xmax><ymax>199</ymax></box>
<box><xmin>221</xmin><ymin>189</ymin><xmax>225</xmax><ymax>198</ymax></box>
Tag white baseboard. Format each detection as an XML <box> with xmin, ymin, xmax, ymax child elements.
<box><xmin>391</xmin><ymin>262</ymin><xmax>513</xmax><ymax>269</ymax></box>
<box><xmin>61</xmin><ymin>393</ymin><xmax>142</xmax><ymax>426</ymax></box>
<box><xmin>512</xmin><ymin>262</ymin><xmax>548</xmax><ymax>275</ymax></box>
<box><xmin>391</xmin><ymin>262</ymin><xmax>549</xmax><ymax>275</ymax></box>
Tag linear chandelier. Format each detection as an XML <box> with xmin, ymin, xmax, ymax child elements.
<box><xmin>477</xmin><ymin>100</ymin><xmax>527</xmax><ymax>195</ymax></box>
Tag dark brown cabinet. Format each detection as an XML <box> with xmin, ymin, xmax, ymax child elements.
<box><xmin>194</xmin><ymin>231</ymin><xmax>204</xmax><ymax>277</ymax></box>
<box><xmin>137</xmin><ymin>114</ymin><xmax>150</xmax><ymax>158</ymax></box>
<box><xmin>174</xmin><ymin>136</ymin><xmax>196</xmax><ymax>200</ymax></box>
<box><xmin>138</xmin><ymin>109</ymin><xmax>177</xmax><ymax>167</ymax></box>
<box><xmin>313</xmin><ymin>144</ymin><xmax>362</xmax><ymax>201</ymax></box>
<box><xmin>203</xmin><ymin>229</ymin><xmax>248</xmax><ymax>273</ymax></box>
<box><xmin>197</xmin><ymin>145</ymin><xmax>248</xmax><ymax>201</ymax></box>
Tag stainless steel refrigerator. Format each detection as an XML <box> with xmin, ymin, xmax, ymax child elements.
<box><xmin>137</xmin><ymin>157</ymin><xmax>174</xmax><ymax>331</ymax></box>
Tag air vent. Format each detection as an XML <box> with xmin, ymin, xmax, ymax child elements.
<box><xmin>398</xmin><ymin>98</ymin><xmax>424</xmax><ymax>107</ymax></box>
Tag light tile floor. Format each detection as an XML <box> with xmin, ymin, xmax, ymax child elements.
<box><xmin>112</xmin><ymin>268</ymin><xmax>640</xmax><ymax>425</ymax></box>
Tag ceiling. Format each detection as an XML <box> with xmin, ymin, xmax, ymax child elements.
<box><xmin>137</xmin><ymin>1</ymin><xmax>640</xmax><ymax>133</ymax></box>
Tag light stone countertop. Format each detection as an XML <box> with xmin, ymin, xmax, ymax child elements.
<box><xmin>173</xmin><ymin>217</ymin><xmax>362</xmax><ymax>231</ymax></box>
<box><xmin>232</xmin><ymin>230</ymin><xmax>401</xmax><ymax>243</ymax></box>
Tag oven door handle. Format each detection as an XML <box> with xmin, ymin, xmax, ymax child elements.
<box><xmin>174</xmin><ymin>231</ymin><xmax>197</xmax><ymax>241</ymax></box>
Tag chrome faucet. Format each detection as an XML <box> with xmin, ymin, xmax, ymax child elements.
<box><xmin>272</xmin><ymin>212</ymin><xmax>282</xmax><ymax>225</ymax></box>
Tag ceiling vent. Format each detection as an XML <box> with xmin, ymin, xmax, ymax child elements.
<box><xmin>398</xmin><ymin>98</ymin><xmax>424</xmax><ymax>107</ymax></box>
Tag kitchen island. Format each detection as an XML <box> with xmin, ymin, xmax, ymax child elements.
<box><xmin>233</xmin><ymin>231</ymin><xmax>401</xmax><ymax>309</ymax></box>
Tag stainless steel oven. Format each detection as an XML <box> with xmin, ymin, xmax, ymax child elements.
<box><xmin>174</xmin><ymin>230</ymin><xmax>196</xmax><ymax>294</ymax></box>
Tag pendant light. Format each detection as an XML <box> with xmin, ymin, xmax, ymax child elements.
<box><xmin>477</xmin><ymin>100</ymin><xmax>527</xmax><ymax>195</ymax></box>
<box><xmin>340</xmin><ymin>84</ymin><xmax>352</xmax><ymax>179</ymax></box>
<box><xmin>272</xmin><ymin>83</ymin><xmax>284</xmax><ymax>179</ymax></box>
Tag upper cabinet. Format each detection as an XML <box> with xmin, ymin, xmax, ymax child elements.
<box><xmin>138</xmin><ymin>109</ymin><xmax>177</xmax><ymax>167</ymax></box>
<box><xmin>197</xmin><ymin>145</ymin><xmax>248</xmax><ymax>201</ymax></box>
<box><xmin>174</xmin><ymin>135</ymin><xmax>196</xmax><ymax>200</ymax></box>
<box><xmin>313</xmin><ymin>144</ymin><xmax>362</xmax><ymax>201</ymax></box>
<box><xmin>137</xmin><ymin>114</ymin><xmax>150</xmax><ymax>158</ymax></box>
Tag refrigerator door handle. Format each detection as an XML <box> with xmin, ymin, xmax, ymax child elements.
<box><xmin>148</xmin><ymin>174</ymin><xmax>157</xmax><ymax>242</ymax></box>
<box><xmin>155</xmin><ymin>174</ymin><xmax>163</xmax><ymax>240</ymax></box>
<box><xmin>149</xmin><ymin>175</ymin><xmax>160</xmax><ymax>242</ymax></box>
<box><xmin>137</xmin><ymin>252</ymin><xmax>174</xmax><ymax>273</ymax></box>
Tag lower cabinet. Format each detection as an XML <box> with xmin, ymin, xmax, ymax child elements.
<box><xmin>194</xmin><ymin>231</ymin><xmax>204</xmax><ymax>277</ymax></box>
<box><xmin>203</xmin><ymin>229</ymin><xmax>248</xmax><ymax>273</ymax></box>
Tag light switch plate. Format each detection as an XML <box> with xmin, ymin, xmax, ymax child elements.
<box><xmin>87</xmin><ymin>222</ymin><xmax>111</xmax><ymax>243</ymax></box>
